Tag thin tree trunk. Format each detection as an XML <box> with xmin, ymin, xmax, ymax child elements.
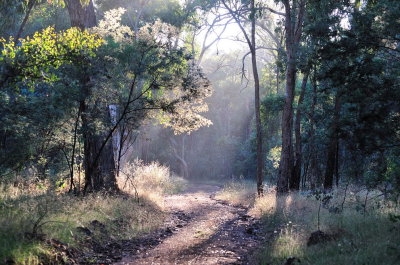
<box><xmin>309</xmin><ymin>69</ymin><xmax>318</xmax><ymax>189</ymax></box>
<box><xmin>170</xmin><ymin>136</ymin><xmax>188</xmax><ymax>178</ymax></box>
<box><xmin>69</xmin><ymin>106</ymin><xmax>81</xmax><ymax>192</ymax></box>
<box><xmin>249</xmin><ymin>0</ymin><xmax>264</xmax><ymax>196</ymax></box>
<box><xmin>290</xmin><ymin>70</ymin><xmax>309</xmax><ymax>190</ymax></box>
<box><xmin>221</xmin><ymin>0</ymin><xmax>263</xmax><ymax>195</ymax></box>
<box><xmin>276</xmin><ymin>67</ymin><xmax>280</xmax><ymax>94</ymax></box>
<box><xmin>302</xmin><ymin>153</ymin><xmax>310</xmax><ymax>189</ymax></box>
<box><xmin>324</xmin><ymin>93</ymin><xmax>341</xmax><ymax>190</ymax></box>
<box><xmin>335</xmin><ymin>140</ymin><xmax>340</xmax><ymax>186</ymax></box>
<box><xmin>14</xmin><ymin>0</ymin><xmax>34</xmax><ymax>45</ymax></box>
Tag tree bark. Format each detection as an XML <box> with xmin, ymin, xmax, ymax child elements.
<box><xmin>249</xmin><ymin>0</ymin><xmax>264</xmax><ymax>196</ymax></box>
<box><xmin>64</xmin><ymin>0</ymin><xmax>96</xmax><ymax>29</ymax></box>
<box><xmin>65</xmin><ymin>0</ymin><xmax>118</xmax><ymax>193</ymax></box>
<box><xmin>69</xmin><ymin>106</ymin><xmax>81</xmax><ymax>192</ymax></box>
<box><xmin>290</xmin><ymin>71</ymin><xmax>309</xmax><ymax>190</ymax></box>
<box><xmin>277</xmin><ymin>0</ymin><xmax>305</xmax><ymax>193</ymax></box>
<box><xmin>335</xmin><ymin>140</ymin><xmax>340</xmax><ymax>186</ymax></box>
<box><xmin>324</xmin><ymin>93</ymin><xmax>340</xmax><ymax>190</ymax></box>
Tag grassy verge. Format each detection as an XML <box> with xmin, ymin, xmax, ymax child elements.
<box><xmin>214</xmin><ymin>179</ymin><xmax>257</xmax><ymax>207</ymax></box>
<box><xmin>0</xmin><ymin>160</ymin><xmax>185</xmax><ymax>264</ymax></box>
<box><xmin>216</xmin><ymin>181</ymin><xmax>400</xmax><ymax>265</ymax></box>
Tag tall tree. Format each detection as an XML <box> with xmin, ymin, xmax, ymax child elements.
<box><xmin>276</xmin><ymin>0</ymin><xmax>306</xmax><ymax>193</ymax></box>
<box><xmin>222</xmin><ymin>0</ymin><xmax>264</xmax><ymax>195</ymax></box>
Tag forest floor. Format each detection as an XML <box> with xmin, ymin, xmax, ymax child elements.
<box><xmin>114</xmin><ymin>183</ymin><xmax>265</xmax><ymax>265</ymax></box>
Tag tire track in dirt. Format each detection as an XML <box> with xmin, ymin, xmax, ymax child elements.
<box><xmin>115</xmin><ymin>183</ymin><xmax>264</xmax><ymax>265</ymax></box>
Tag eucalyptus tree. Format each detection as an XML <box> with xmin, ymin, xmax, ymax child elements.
<box><xmin>271</xmin><ymin>0</ymin><xmax>307</xmax><ymax>193</ymax></box>
<box><xmin>220</xmin><ymin>0</ymin><xmax>264</xmax><ymax>195</ymax></box>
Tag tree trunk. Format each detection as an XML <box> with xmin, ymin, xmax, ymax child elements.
<box><xmin>65</xmin><ymin>0</ymin><xmax>118</xmax><ymax>193</ymax></box>
<box><xmin>170</xmin><ymin>135</ymin><xmax>189</xmax><ymax>178</ymax></box>
<box><xmin>324</xmin><ymin>93</ymin><xmax>340</xmax><ymax>190</ymax></box>
<box><xmin>335</xmin><ymin>140</ymin><xmax>340</xmax><ymax>186</ymax></box>
<box><xmin>222</xmin><ymin>0</ymin><xmax>263</xmax><ymax>195</ymax></box>
<box><xmin>309</xmin><ymin>69</ymin><xmax>318</xmax><ymax>189</ymax></box>
<box><xmin>290</xmin><ymin>71</ymin><xmax>309</xmax><ymax>190</ymax></box>
<box><xmin>69</xmin><ymin>106</ymin><xmax>81</xmax><ymax>192</ymax></box>
<box><xmin>64</xmin><ymin>0</ymin><xmax>96</xmax><ymax>29</ymax></box>
<box><xmin>277</xmin><ymin>0</ymin><xmax>305</xmax><ymax>193</ymax></box>
<box><xmin>14</xmin><ymin>0</ymin><xmax>35</xmax><ymax>45</ymax></box>
<box><xmin>278</xmin><ymin>57</ymin><xmax>295</xmax><ymax>193</ymax></box>
<box><xmin>249</xmin><ymin>0</ymin><xmax>264</xmax><ymax>196</ymax></box>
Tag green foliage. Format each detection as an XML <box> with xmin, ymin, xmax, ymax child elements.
<box><xmin>257</xmin><ymin>188</ymin><xmax>400</xmax><ymax>265</ymax></box>
<box><xmin>261</xmin><ymin>94</ymin><xmax>285</xmax><ymax>114</ymax></box>
<box><xmin>1</xmin><ymin>26</ymin><xmax>103</xmax><ymax>85</ymax></box>
<box><xmin>267</xmin><ymin>146</ymin><xmax>281</xmax><ymax>170</ymax></box>
<box><xmin>96</xmin><ymin>0</ymin><xmax>196</xmax><ymax>29</ymax></box>
<box><xmin>0</xmin><ymin>27</ymin><xmax>103</xmax><ymax>177</ymax></box>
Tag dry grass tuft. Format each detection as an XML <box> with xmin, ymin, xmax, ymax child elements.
<box><xmin>215</xmin><ymin>179</ymin><xmax>257</xmax><ymax>207</ymax></box>
<box><xmin>118</xmin><ymin>159</ymin><xmax>187</xmax><ymax>208</ymax></box>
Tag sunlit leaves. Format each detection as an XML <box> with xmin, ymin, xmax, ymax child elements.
<box><xmin>0</xmin><ymin>26</ymin><xmax>103</xmax><ymax>84</ymax></box>
<box><xmin>92</xmin><ymin>8</ymin><xmax>133</xmax><ymax>42</ymax></box>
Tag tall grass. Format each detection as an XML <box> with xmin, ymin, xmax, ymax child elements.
<box><xmin>217</xmin><ymin>181</ymin><xmax>400</xmax><ymax>265</ymax></box>
<box><xmin>0</xmin><ymin>160</ymin><xmax>185</xmax><ymax>264</ymax></box>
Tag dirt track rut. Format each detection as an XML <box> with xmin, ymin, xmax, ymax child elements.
<box><xmin>114</xmin><ymin>184</ymin><xmax>263</xmax><ymax>265</ymax></box>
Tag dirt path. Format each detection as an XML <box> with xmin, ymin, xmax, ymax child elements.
<box><xmin>115</xmin><ymin>183</ymin><xmax>263</xmax><ymax>265</ymax></box>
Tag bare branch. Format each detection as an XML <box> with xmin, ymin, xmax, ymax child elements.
<box><xmin>261</xmin><ymin>6</ymin><xmax>285</xmax><ymax>17</ymax></box>
<box><xmin>220</xmin><ymin>0</ymin><xmax>253</xmax><ymax>52</ymax></box>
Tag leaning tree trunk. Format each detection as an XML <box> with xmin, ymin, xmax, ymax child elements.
<box><xmin>324</xmin><ymin>93</ymin><xmax>340</xmax><ymax>190</ymax></box>
<box><xmin>65</xmin><ymin>0</ymin><xmax>118</xmax><ymax>193</ymax></box>
<box><xmin>14</xmin><ymin>0</ymin><xmax>35</xmax><ymax>45</ymax></box>
<box><xmin>290</xmin><ymin>71</ymin><xmax>309</xmax><ymax>190</ymax></box>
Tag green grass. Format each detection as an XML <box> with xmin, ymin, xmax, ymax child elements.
<box><xmin>260</xmin><ymin>208</ymin><xmax>400</xmax><ymax>265</ymax></box>
<box><xmin>216</xmin><ymin>182</ymin><xmax>400</xmax><ymax>265</ymax></box>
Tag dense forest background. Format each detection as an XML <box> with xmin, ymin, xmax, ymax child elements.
<box><xmin>0</xmin><ymin>0</ymin><xmax>399</xmax><ymax>264</ymax></box>
<box><xmin>1</xmin><ymin>0</ymin><xmax>399</xmax><ymax>195</ymax></box>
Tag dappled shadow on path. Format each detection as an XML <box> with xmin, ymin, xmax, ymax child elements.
<box><xmin>115</xmin><ymin>183</ymin><xmax>265</xmax><ymax>265</ymax></box>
